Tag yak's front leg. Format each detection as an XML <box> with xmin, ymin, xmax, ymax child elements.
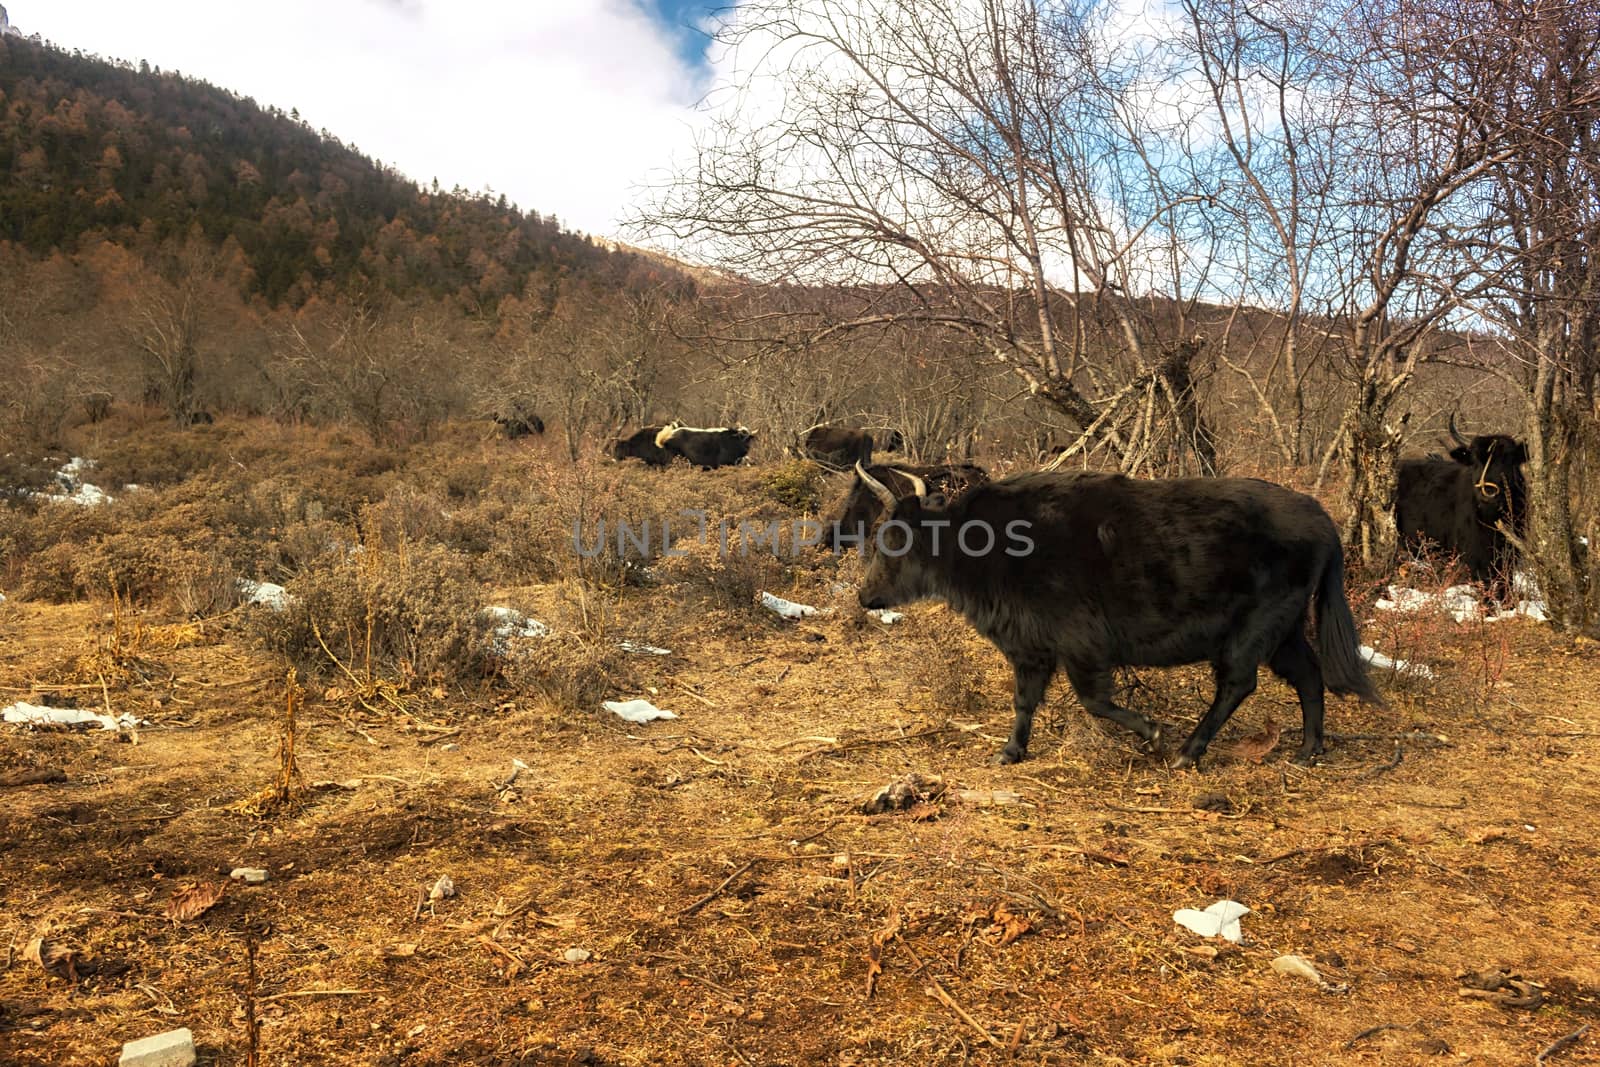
<box><xmin>996</xmin><ymin>651</ymin><xmax>1056</xmax><ymax>765</ymax></box>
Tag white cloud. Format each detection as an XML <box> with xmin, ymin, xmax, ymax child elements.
<box><xmin>19</xmin><ymin>0</ymin><xmax>706</xmax><ymax>236</ymax></box>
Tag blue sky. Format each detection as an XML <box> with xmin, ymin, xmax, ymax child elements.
<box><xmin>16</xmin><ymin>0</ymin><xmax>733</xmax><ymax>237</ymax></box>
<box><xmin>640</xmin><ymin>0</ymin><xmax>721</xmax><ymax>73</ymax></box>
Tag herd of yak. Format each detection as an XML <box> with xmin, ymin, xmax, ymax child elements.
<box><xmin>521</xmin><ymin>411</ymin><xmax>1529</xmax><ymax>768</ymax></box>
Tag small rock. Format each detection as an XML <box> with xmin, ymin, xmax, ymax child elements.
<box><xmin>119</xmin><ymin>1027</ymin><xmax>196</xmax><ymax>1067</ymax></box>
<box><xmin>563</xmin><ymin>947</ymin><xmax>592</xmax><ymax>963</ymax></box>
<box><xmin>229</xmin><ymin>867</ymin><xmax>269</xmax><ymax>885</ymax></box>
<box><xmin>428</xmin><ymin>875</ymin><xmax>454</xmax><ymax>903</ymax></box>
<box><xmin>440</xmin><ymin>743</ymin><xmax>459</xmax><ymax>752</ymax></box>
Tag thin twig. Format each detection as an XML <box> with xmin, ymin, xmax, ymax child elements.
<box><xmin>1344</xmin><ymin>1022</ymin><xmax>1413</xmax><ymax>1049</ymax></box>
<box><xmin>1363</xmin><ymin>744</ymin><xmax>1404</xmax><ymax>778</ymax></box>
<box><xmin>924</xmin><ymin>977</ymin><xmax>1003</xmax><ymax>1049</ymax></box>
<box><xmin>1537</xmin><ymin>1024</ymin><xmax>1590</xmax><ymax>1065</ymax></box>
<box><xmin>673</xmin><ymin>684</ymin><xmax>718</xmax><ymax>708</ymax></box>
<box><xmin>257</xmin><ymin>988</ymin><xmax>378</xmax><ymax>1003</ymax></box>
<box><xmin>680</xmin><ymin>859</ymin><xmax>758</xmax><ymax>917</ymax></box>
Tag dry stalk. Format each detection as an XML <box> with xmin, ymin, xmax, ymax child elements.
<box><xmin>229</xmin><ymin>668</ymin><xmax>305</xmax><ymax>816</ymax></box>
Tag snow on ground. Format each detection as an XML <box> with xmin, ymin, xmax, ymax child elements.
<box><xmin>1374</xmin><ymin>570</ymin><xmax>1548</xmax><ymax>624</ymax></box>
<box><xmin>3</xmin><ymin>701</ymin><xmax>147</xmax><ymax>731</ymax></box>
<box><xmin>32</xmin><ymin>456</ymin><xmax>115</xmax><ymax>507</ymax></box>
<box><xmin>482</xmin><ymin>606</ymin><xmax>553</xmax><ymax>655</ymax></box>
<box><xmin>237</xmin><ymin>579</ymin><xmax>293</xmax><ymax>611</ymax></box>
<box><xmin>1358</xmin><ymin>645</ymin><xmax>1435</xmax><ymax>679</ymax></box>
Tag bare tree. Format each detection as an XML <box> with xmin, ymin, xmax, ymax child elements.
<box><xmin>129</xmin><ymin>242</ymin><xmax>219</xmax><ymax>427</ymax></box>
<box><xmin>283</xmin><ymin>301</ymin><xmax>456</xmax><ymax>445</ymax></box>
<box><xmin>1421</xmin><ymin>0</ymin><xmax>1600</xmax><ymax>629</ymax></box>
<box><xmin>634</xmin><ymin>0</ymin><xmax>1230</xmax><ymax>475</ymax></box>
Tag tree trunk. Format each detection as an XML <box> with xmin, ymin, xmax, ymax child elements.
<box><xmin>1338</xmin><ymin>383</ymin><xmax>1405</xmax><ymax>577</ymax></box>
<box><xmin>1523</xmin><ymin>346</ymin><xmax>1590</xmax><ymax>630</ymax></box>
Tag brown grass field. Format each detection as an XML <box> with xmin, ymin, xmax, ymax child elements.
<box><xmin>1</xmin><ymin>416</ymin><xmax>1598</xmax><ymax>1066</ymax></box>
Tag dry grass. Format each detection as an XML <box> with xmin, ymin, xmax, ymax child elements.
<box><xmin>1</xmin><ymin>416</ymin><xmax>1598</xmax><ymax>1067</ymax></box>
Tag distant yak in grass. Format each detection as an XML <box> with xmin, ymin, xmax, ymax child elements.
<box><xmin>798</xmin><ymin>424</ymin><xmax>904</xmax><ymax>468</ymax></box>
<box><xmin>611</xmin><ymin>422</ymin><xmax>757</xmax><ymax>469</ymax></box>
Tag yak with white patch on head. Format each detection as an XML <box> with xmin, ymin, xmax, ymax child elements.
<box><xmin>1396</xmin><ymin>413</ymin><xmax>1528</xmax><ymax>598</ymax></box>
<box><xmin>852</xmin><ymin>463</ymin><xmax>1383</xmax><ymax>769</ymax></box>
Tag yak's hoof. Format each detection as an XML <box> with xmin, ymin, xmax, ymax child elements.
<box><xmin>1290</xmin><ymin>745</ymin><xmax>1323</xmax><ymax>767</ymax></box>
<box><xmin>1167</xmin><ymin>750</ymin><xmax>1201</xmax><ymax>771</ymax></box>
<box><xmin>994</xmin><ymin>745</ymin><xmax>1026</xmax><ymax>766</ymax></box>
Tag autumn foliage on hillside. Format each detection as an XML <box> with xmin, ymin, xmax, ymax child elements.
<box><xmin>0</xmin><ymin>34</ymin><xmax>668</xmax><ymax>310</ymax></box>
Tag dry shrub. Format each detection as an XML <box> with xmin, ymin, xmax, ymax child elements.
<box><xmin>1362</xmin><ymin>554</ymin><xmax>1469</xmax><ymax>697</ymax></box>
<box><xmin>759</xmin><ymin>459</ymin><xmax>825</xmax><ymax>512</ymax></box>
<box><xmin>922</xmin><ymin>617</ymin><xmax>989</xmax><ymax>717</ymax></box>
<box><xmin>504</xmin><ymin>581</ymin><xmax>631</xmax><ymax>711</ymax></box>
<box><xmin>360</xmin><ymin>485</ymin><xmax>451</xmax><ymax>549</ymax></box>
<box><xmin>259</xmin><ymin>538</ymin><xmax>485</xmax><ymax>687</ymax></box>
<box><xmin>654</xmin><ymin>521</ymin><xmax>791</xmax><ymax>614</ymax></box>
<box><xmin>17</xmin><ymin>541</ymin><xmax>81</xmax><ymax>602</ymax></box>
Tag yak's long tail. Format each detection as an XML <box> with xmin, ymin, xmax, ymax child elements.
<box><xmin>1315</xmin><ymin>546</ymin><xmax>1385</xmax><ymax>706</ymax></box>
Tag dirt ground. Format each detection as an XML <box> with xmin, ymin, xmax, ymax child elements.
<box><xmin>3</xmin><ymin>445</ymin><xmax>1600</xmax><ymax>1066</ymax></box>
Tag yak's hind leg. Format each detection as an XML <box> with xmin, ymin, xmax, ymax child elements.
<box><xmin>1170</xmin><ymin>656</ymin><xmax>1259</xmax><ymax>770</ymax></box>
<box><xmin>997</xmin><ymin>651</ymin><xmax>1056</xmax><ymax>765</ymax></box>
<box><xmin>1267</xmin><ymin>629</ymin><xmax>1326</xmax><ymax>764</ymax></box>
<box><xmin>1062</xmin><ymin>663</ymin><xmax>1163</xmax><ymax>749</ymax></box>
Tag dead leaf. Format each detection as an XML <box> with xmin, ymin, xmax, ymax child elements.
<box><xmin>165</xmin><ymin>881</ymin><xmax>227</xmax><ymax>922</ymax></box>
<box><xmin>865</xmin><ymin>910</ymin><xmax>902</xmax><ymax>998</ymax></box>
<box><xmin>984</xmin><ymin>904</ymin><xmax>1033</xmax><ymax>946</ymax></box>
<box><xmin>1467</xmin><ymin>828</ymin><xmax>1508</xmax><ymax>844</ymax></box>
<box><xmin>382</xmin><ymin>943</ymin><xmax>418</xmax><ymax>959</ymax></box>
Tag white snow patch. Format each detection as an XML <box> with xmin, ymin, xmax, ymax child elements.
<box><xmin>618</xmin><ymin>641</ymin><xmax>672</xmax><ymax>656</ymax></box>
<box><xmin>3</xmin><ymin>701</ymin><xmax>146</xmax><ymax>731</ymax></box>
<box><xmin>867</xmin><ymin>609</ymin><xmax>904</xmax><ymax>624</ymax></box>
<box><xmin>760</xmin><ymin>592</ymin><xmax>820</xmax><ymax>619</ymax></box>
<box><xmin>237</xmin><ymin>579</ymin><xmax>292</xmax><ymax>611</ymax></box>
<box><xmin>602</xmin><ymin>699</ymin><xmax>677</xmax><ymax>723</ymax></box>
<box><xmin>1374</xmin><ymin>569</ymin><xmax>1548</xmax><ymax>624</ymax></box>
<box><xmin>1358</xmin><ymin>645</ymin><xmax>1436</xmax><ymax>679</ymax></box>
<box><xmin>482</xmin><ymin>606</ymin><xmax>552</xmax><ymax>655</ymax></box>
<box><xmin>38</xmin><ymin>456</ymin><xmax>113</xmax><ymax>507</ymax></box>
<box><xmin>1174</xmin><ymin>900</ymin><xmax>1250</xmax><ymax>943</ymax></box>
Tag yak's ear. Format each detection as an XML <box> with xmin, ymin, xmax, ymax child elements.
<box><xmin>1448</xmin><ymin>445</ymin><xmax>1474</xmax><ymax>464</ymax></box>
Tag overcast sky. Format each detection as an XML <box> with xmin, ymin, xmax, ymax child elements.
<box><xmin>16</xmin><ymin>0</ymin><xmax>722</xmax><ymax>238</ymax></box>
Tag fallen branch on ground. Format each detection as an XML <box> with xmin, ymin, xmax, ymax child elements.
<box><xmin>1537</xmin><ymin>1024</ymin><xmax>1590</xmax><ymax>1065</ymax></box>
<box><xmin>680</xmin><ymin>859</ymin><xmax>758</xmax><ymax>917</ymax></box>
<box><xmin>0</xmin><ymin>768</ymin><xmax>66</xmax><ymax>787</ymax></box>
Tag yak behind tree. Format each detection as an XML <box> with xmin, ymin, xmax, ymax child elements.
<box><xmin>853</xmin><ymin>464</ymin><xmax>1382</xmax><ymax>769</ymax></box>
<box><xmin>1396</xmin><ymin>414</ymin><xmax>1528</xmax><ymax>595</ymax></box>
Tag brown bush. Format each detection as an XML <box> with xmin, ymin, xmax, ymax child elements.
<box><xmin>258</xmin><ymin>538</ymin><xmax>485</xmax><ymax>687</ymax></box>
<box><xmin>502</xmin><ymin>581</ymin><xmax>633</xmax><ymax>711</ymax></box>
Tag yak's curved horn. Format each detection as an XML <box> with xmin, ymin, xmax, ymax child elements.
<box><xmin>888</xmin><ymin>468</ymin><xmax>928</xmax><ymax>500</ymax></box>
<box><xmin>1447</xmin><ymin>412</ymin><xmax>1470</xmax><ymax>449</ymax></box>
<box><xmin>855</xmin><ymin>461</ymin><xmax>898</xmax><ymax>509</ymax></box>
